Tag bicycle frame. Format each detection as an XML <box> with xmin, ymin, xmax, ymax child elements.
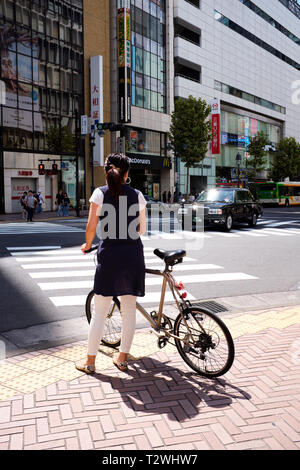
<box><xmin>135</xmin><ymin>265</ymin><xmax>194</xmax><ymax>342</ymax></box>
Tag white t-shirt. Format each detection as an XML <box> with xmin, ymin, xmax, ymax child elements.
<box><xmin>89</xmin><ymin>187</ymin><xmax>147</xmax><ymax>216</ymax></box>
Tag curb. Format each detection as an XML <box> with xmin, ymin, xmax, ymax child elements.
<box><xmin>1</xmin><ymin>292</ymin><xmax>300</xmax><ymax>358</ymax></box>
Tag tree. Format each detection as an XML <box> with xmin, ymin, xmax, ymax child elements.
<box><xmin>169</xmin><ymin>95</ymin><xmax>212</xmax><ymax>196</ymax></box>
<box><xmin>246</xmin><ymin>131</ymin><xmax>269</xmax><ymax>180</ymax></box>
<box><xmin>46</xmin><ymin>126</ymin><xmax>75</xmax><ymax>154</ymax></box>
<box><xmin>269</xmin><ymin>137</ymin><xmax>300</xmax><ymax>181</ymax></box>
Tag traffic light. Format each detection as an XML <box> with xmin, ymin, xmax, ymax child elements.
<box><xmin>38</xmin><ymin>163</ymin><xmax>45</xmax><ymax>175</ymax></box>
<box><xmin>96</xmin><ymin>123</ymin><xmax>125</xmax><ymax>136</ymax></box>
<box><xmin>52</xmin><ymin>163</ymin><xmax>58</xmax><ymax>175</ymax></box>
<box><xmin>90</xmin><ymin>135</ymin><xmax>96</xmax><ymax>147</ymax></box>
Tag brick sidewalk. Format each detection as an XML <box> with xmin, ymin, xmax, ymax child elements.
<box><xmin>0</xmin><ymin>307</ymin><xmax>299</xmax><ymax>450</ymax></box>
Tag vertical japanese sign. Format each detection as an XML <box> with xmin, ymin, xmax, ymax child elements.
<box><xmin>118</xmin><ymin>0</ymin><xmax>131</xmax><ymax>123</ymax></box>
<box><xmin>211</xmin><ymin>98</ymin><xmax>221</xmax><ymax>155</ymax></box>
<box><xmin>90</xmin><ymin>55</ymin><xmax>104</xmax><ymax>166</ymax></box>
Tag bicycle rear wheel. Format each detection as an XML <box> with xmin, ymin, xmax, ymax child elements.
<box><xmin>174</xmin><ymin>307</ymin><xmax>234</xmax><ymax>378</ymax></box>
<box><xmin>85</xmin><ymin>291</ymin><xmax>122</xmax><ymax>348</ymax></box>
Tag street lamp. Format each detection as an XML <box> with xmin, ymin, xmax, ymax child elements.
<box><xmin>236</xmin><ymin>153</ymin><xmax>242</xmax><ymax>188</ymax></box>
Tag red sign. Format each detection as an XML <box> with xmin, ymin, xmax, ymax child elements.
<box><xmin>211</xmin><ymin>99</ymin><xmax>221</xmax><ymax>155</ymax></box>
<box><xmin>18</xmin><ymin>171</ymin><xmax>33</xmax><ymax>176</ymax></box>
<box><xmin>212</xmin><ymin>114</ymin><xmax>221</xmax><ymax>155</ymax></box>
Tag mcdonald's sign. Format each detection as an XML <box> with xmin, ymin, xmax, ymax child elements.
<box><xmin>163</xmin><ymin>157</ymin><xmax>171</xmax><ymax>168</ymax></box>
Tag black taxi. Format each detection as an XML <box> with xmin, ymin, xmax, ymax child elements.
<box><xmin>178</xmin><ymin>187</ymin><xmax>263</xmax><ymax>232</ymax></box>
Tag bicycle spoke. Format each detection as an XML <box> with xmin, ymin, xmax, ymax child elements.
<box><xmin>175</xmin><ymin>309</ymin><xmax>234</xmax><ymax>377</ymax></box>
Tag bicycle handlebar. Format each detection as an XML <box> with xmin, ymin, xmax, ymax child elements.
<box><xmin>84</xmin><ymin>245</ymin><xmax>99</xmax><ymax>253</ymax></box>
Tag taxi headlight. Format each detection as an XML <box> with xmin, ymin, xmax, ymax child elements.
<box><xmin>208</xmin><ymin>209</ymin><xmax>222</xmax><ymax>215</ymax></box>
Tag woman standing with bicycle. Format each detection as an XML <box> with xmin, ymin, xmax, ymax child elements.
<box><xmin>76</xmin><ymin>153</ymin><xmax>147</xmax><ymax>374</ymax></box>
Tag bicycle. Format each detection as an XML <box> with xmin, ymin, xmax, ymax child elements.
<box><xmin>85</xmin><ymin>245</ymin><xmax>235</xmax><ymax>378</ymax></box>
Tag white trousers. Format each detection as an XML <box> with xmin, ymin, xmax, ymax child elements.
<box><xmin>87</xmin><ymin>294</ymin><xmax>137</xmax><ymax>356</ymax></box>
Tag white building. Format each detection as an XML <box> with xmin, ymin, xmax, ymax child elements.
<box><xmin>173</xmin><ymin>0</ymin><xmax>300</xmax><ymax>194</ymax></box>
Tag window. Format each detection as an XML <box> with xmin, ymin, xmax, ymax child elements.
<box><xmin>215</xmin><ymin>10</ymin><xmax>300</xmax><ymax>72</ymax></box>
<box><xmin>131</xmin><ymin>1</ymin><xmax>167</xmax><ymax>113</ymax></box>
<box><xmin>215</xmin><ymin>80</ymin><xmax>286</xmax><ymax>114</ymax></box>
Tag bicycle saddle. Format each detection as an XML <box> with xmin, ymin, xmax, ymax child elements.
<box><xmin>153</xmin><ymin>248</ymin><xmax>186</xmax><ymax>265</ymax></box>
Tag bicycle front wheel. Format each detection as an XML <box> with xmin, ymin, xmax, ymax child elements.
<box><xmin>85</xmin><ymin>291</ymin><xmax>122</xmax><ymax>348</ymax></box>
<box><xmin>174</xmin><ymin>307</ymin><xmax>234</xmax><ymax>378</ymax></box>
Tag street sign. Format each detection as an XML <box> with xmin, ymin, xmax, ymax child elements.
<box><xmin>81</xmin><ymin>115</ymin><xmax>88</xmax><ymax>135</ymax></box>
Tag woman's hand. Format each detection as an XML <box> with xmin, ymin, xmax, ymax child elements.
<box><xmin>81</xmin><ymin>243</ymin><xmax>91</xmax><ymax>254</ymax></box>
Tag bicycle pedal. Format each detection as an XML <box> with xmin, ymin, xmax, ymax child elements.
<box><xmin>149</xmin><ymin>328</ymin><xmax>166</xmax><ymax>338</ymax></box>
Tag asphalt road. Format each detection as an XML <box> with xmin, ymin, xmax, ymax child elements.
<box><xmin>0</xmin><ymin>206</ymin><xmax>299</xmax><ymax>336</ymax></box>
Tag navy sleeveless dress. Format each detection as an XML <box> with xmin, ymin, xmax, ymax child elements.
<box><xmin>93</xmin><ymin>185</ymin><xmax>145</xmax><ymax>297</ymax></box>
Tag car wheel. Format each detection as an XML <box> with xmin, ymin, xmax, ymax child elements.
<box><xmin>224</xmin><ymin>214</ymin><xmax>233</xmax><ymax>232</ymax></box>
<box><xmin>248</xmin><ymin>211</ymin><xmax>258</xmax><ymax>227</ymax></box>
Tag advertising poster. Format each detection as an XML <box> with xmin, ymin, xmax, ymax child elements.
<box><xmin>0</xmin><ymin>24</ymin><xmax>42</xmax><ymax>131</ymax></box>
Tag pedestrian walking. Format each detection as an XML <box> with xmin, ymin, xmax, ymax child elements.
<box><xmin>25</xmin><ymin>190</ymin><xmax>36</xmax><ymax>222</ymax></box>
<box><xmin>20</xmin><ymin>191</ymin><xmax>27</xmax><ymax>219</ymax></box>
<box><xmin>56</xmin><ymin>189</ymin><xmax>64</xmax><ymax>216</ymax></box>
<box><xmin>36</xmin><ymin>190</ymin><xmax>44</xmax><ymax>214</ymax></box>
<box><xmin>63</xmin><ymin>192</ymin><xmax>70</xmax><ymax>216</ymax></box>
<box><xmin>76</xmin><ymin>153</ymin><xmax>147</xmax><ymax>374</ymax></box>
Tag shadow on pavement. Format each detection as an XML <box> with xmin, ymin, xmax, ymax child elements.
<box><xmin>91</xmin><ymin>356</ymin><xmax>251</xmax><ymax>422</ymax></box>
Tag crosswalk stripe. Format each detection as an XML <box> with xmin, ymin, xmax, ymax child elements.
<box><xmin>29</xmin><ymin>270</ymin><xmax>95</xmax><ymax>279</ymax></box>
<box><xmin>209</xmin><ymin>231</ymin><xmax>240</xmax><ymax>237</ymax></box>
<box><xmin>20</xmin><ymin>256</ymin><xmax>197</xmax><ymax>270</ymax></box>
<box><xmin>266</xmin><ymin>220</ymin><xmax>299</xmax><ymax>227</ymax></box>
<box><xmin>7</xmin><ymin>246</ymin><xmax>62</xmax><ymax>251</ymax></box>
<box><xmin>14</xmin><ymin>250</ymin><xmax>187</xmax><ymax>261</ymax></box>
<box><xmin>28</xmin><ymin>264</ymin><xmax>224</xmax><ymax>279</ymax></box>
<box><xmin>237</xmin><ymin>230</ymin><xmax>267</xmax><ymax>237</ymax></box>
<box><xmin>261</xmin><ymin>227</ymin><xmax>299</xmax><ymax>235</ymax></box>
<box><xmin>38</xmin><ymin>272</ymin><xmax>257</xmax><ymax>291</ymax></box>
<box><xmin>16</xmin><ymin>255</ymin><xmax>94</xmax><ymax>262</ymax></box>
<box><xmin>259</xmin><ymin>228</ymin><xmax>293</xmax><ymax>236</ymax></box>
<box><xmin>0</xmin><ymin>223</ymin><xmax>84</xmax><ymax>234</ymax></box>
<box><xmin>49</xmin><ymin>290</ymin><xmax>196</xmax><ymax>307</ymax></box>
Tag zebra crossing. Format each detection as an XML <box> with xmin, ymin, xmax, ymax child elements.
<box><xmin>0</xmin><ymin>219</ymin><xmax>298</xmax><ymax>239</ymax></box>
<box><xmin>6</xmin><ymin>245</ymin><xmax>258</xmax><ymax>310</ymax></box>
<box><xmin>0</xmin><ymin>222</ymin><xmax>84</xmax><ymax>234</ymax></box>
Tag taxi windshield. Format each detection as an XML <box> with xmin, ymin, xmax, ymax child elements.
<box><xmin>196</xmin><ymin>189</ymin><xmax>234</xmax><ymax>203</ymax></box>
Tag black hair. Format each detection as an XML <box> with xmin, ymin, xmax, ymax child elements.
<box><xmin>104</xmin><ymin>153</ymin><xmax>130</xmax><ymax>202</ymax></box>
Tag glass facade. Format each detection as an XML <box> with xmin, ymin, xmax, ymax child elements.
<box><xmin>216</xmin><ymin>109</ymin><xmax>282</xmax><ymax>180</ymax></box>
<box><xmin>130</xmin><ymin>0</ymin><xmax>166</xmax><ymax>113</ymax></box>
<box><xmin>0</xmin><ymin>0</ymin><xmax>85</xmax><ymax>206</ymax></box>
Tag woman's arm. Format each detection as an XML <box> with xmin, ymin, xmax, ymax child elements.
<box><xmin>138</xmin><ymin>208</ymin><xmax>146</xmax><ymax>235</ymax></box>
<box><xmin>81</xmin><ymin>202</ymin><xmax>99</xmax><ymax>253</ymax></box>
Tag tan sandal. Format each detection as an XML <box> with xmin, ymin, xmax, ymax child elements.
<box><xmin>75</xmin><ymin>361</ymin><xmax>96</xmax><ymax>375</ymax></box>
<box><xmin>113</xmin><ymin>360</ymin><xmax>128</xmax><ymax>372</ymax></box>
